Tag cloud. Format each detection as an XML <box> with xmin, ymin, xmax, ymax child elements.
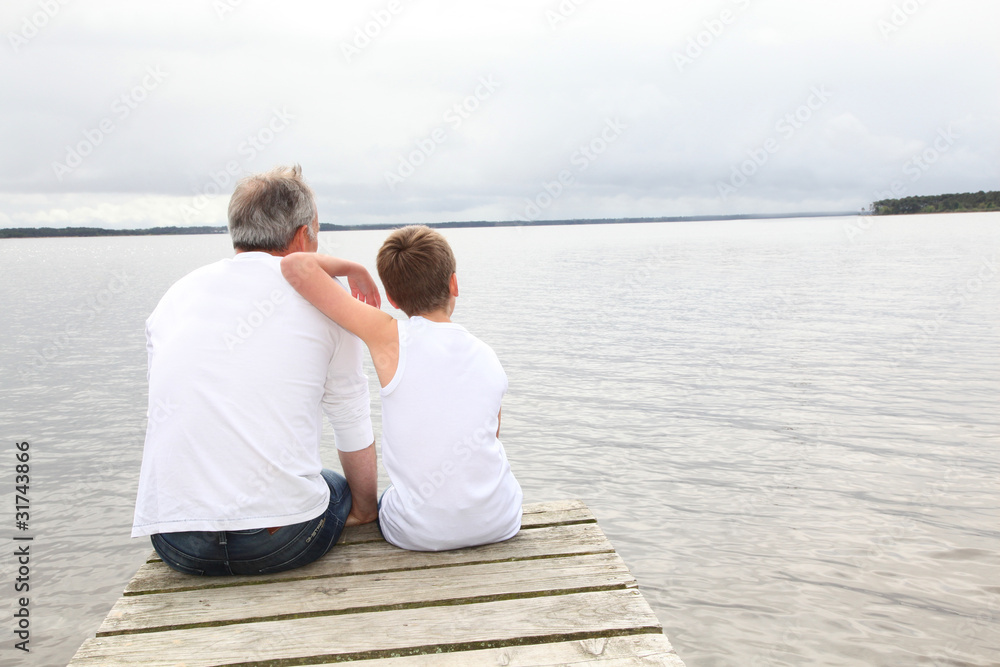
<box><xmin>0</xmin><ymin>193</ymin><xmax>227</xmax><ymax>229</ymax></box>
<box><xmin>1</xmin><ymin>0</ymin><xmax>998</xmax><ymax>228</ymax></box>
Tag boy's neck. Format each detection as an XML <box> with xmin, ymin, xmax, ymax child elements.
<box><xmin>415</xmin><ymin>309</ymin><xmax>451</xmax><ymax>323</ymax></box>
<box><xmin>410</xmin><ymin>293</ymin><xmax>456</xmax><ymax>323</ymax></box>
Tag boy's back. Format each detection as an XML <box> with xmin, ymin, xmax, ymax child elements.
<box><xmin>281</xmin><ymin>225</ymin><xmax>523</xmax><ymax>551</ymax></box>
<box><xmin>378</xmin><ymin>316</ymin><xmax>522</xmax><ymax>551</ymax></box>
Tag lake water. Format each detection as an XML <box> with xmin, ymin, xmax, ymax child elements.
<box><xmin>1</xmin><ymin>213</ymin><xmax>998</xmax><ymax>666</ymax></box>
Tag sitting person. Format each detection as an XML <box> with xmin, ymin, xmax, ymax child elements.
<box><xmin>281</xmin><ymin>225</ymin><xmax>522</xmax><ymax>551</ymax></box>
<box><xmin>132</xmin><ymin>165</ymin><xmax>381</xmax><ymax>575</ymax></box>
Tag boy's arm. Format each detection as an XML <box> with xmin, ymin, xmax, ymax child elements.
<box><xmin>311</xmin><ymin>256</ymin><xmax>381</xmax><ymax>308</ymax></box>
<box><xmin>281</xmin><ymin>253</ymin><xmax>393</xmax><ymax>345</ymax></box>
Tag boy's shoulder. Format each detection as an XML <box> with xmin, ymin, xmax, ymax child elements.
<box><xmin>405</xmin><ymin>318</ymin><xmax>501</xmax><ymax>360</ymax></box>
<box><xmin>452</xmin><ymin>324</ymin><xmax>504</xmax><ymax>373</ymax></box>
<box><xmin>397</xmin><ymin>318</ymin><xmax>507</xmax><ymax>392</ymax></box>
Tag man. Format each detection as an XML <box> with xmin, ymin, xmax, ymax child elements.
<box><xmin>131</xmin><ymin>165</ymin><xmax>379</xmax><ymax>576</ymax></box>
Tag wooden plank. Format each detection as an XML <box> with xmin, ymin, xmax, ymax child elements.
<box><xmin>142</xmin><ymin>500</ymin><xmax>597</xmax><ymax>562</ymax></box>
<box><xmin>70</xmin><ymin>589</ymin><xmax>662</xmax><ymax>666</ymax></box>
<box><xmin>100</xmin><ymin>552</ymin><xmax>635</xmax><ymax>635</ymax></box>
<box><xmin>126</xmin><ymin>522</ymin><xmax>614</xmax><ymax>596</ymax></box>
<box><xmin>521</xmin><ymin>505</ymin><xmax>596</xmax><ymax>528</ymax></box>
<box><xmin>336</xmin><ymin>502</ymin><xmax>595</xmax><ymax>546</ymax></box>
<box><xmin>342</xmin><ymin>634</ymin><xmax>686</xmax><ymax>666</ymax></box>
<box><xmin>523</xmin><ymin>499</ymin><xmax>587</xmax><ymax>513</ymax></box>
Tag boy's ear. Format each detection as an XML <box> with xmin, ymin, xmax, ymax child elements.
<box><xmin>386</xmin><ymin>294</ymin><xmax>400</xmax><ymax>310</ymax></box>
<box><xmin>449</xmin><ymin>273</ymin><xmax>459</xmax><ymax>297</ymax></box>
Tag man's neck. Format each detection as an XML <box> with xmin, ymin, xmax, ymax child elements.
<box><xmin>234</xmin><ymin>248</ymin><xmax>293</xmax><ymax>257</ymax></box>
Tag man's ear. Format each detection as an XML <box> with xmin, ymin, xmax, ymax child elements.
<box><xmin>289</xmin><ymin>225</ymin><xmax>311</xmax><ymax>253</ymax></box>
<box><xmin>449</xmin><ymin>273</ymin><xmax>459</xmax><ymax>297</ymax></box>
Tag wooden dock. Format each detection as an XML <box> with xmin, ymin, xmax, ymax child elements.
<box><xmin>70</xmin><ymin>500</ymin><xmax>685</xmax><ymax>665</ymax></box>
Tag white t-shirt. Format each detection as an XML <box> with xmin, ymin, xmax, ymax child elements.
<box><xmin>131</xmin><ymin>252</ymin><xmax>373</xmax><ymax>538</ymax></box>
<box><xmin>378</xmin><ymin>316</ymin><xmax>523</xmax><ymax>551</ymax></box>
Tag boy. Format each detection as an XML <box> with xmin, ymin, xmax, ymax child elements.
<box><xmin>281</xmin><ymin>225</ymin><xmax>522</xmax><ymax>551</ymax></box>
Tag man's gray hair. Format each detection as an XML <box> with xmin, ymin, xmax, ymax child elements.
<box><xmin>228</xmin><ymin>165</ymin><xmax>317</xmax><ymax>252</ymax></box>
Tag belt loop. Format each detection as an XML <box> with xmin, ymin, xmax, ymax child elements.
<box><xmin>218</xmin><ymin>531</ymin><xmax>227</xmax><ymax>546</ymax></box>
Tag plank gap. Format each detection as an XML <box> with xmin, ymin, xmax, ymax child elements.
<box><xmin>215</xmin><ymin>627</ymin><xmax>666</xmax><ymax>667</ymax></box>
<box><xmin>521</xmin><ymin>518</ymin><xmax>597</xmax><ymax>529</ymax></box>
<box><xmin>98</xmin><ymin>583</ymin><xmax>635</xmax><ymax>637</ymax></box>
<box><xmin>123</xmin><ymin>549</ymin><xmax>617</xmax><ymax>596</ymax></box>
<box><xmin>140</xmin><ymin>501</ymin><xmax>595</xmax><ymax>565</ymax></box>
<box><xmin>142</xmin><ymin>519</ymin><xmax>598</xmax><ymax>564</ymax></box>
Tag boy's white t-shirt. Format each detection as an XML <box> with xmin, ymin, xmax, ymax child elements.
<box><xmin>378</xmin><ymin>316</ymin><xmax>523</xmax><ymax>551</ymax></box>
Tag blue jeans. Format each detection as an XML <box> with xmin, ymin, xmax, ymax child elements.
<box><xmin>150</xmin><ymin>469</ymin><xmax>352</xmax><ymax>576</ymax></box>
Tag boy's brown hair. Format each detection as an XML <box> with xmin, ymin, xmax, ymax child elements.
<box><xmin>377</xmin><ymin>225</ymin><xmax>456</xmax><ymax>317</ymax></box>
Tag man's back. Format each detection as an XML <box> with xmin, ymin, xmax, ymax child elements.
<box><xmin>132</xmin><ymin>252</ymin><xmax>372</xmax><ymax>537</ymax></box>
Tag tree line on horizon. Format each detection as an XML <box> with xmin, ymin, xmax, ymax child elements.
<box><xmin>869</xmin><ymin>190</ymin><xmax>1000</xmax><ymax>215</ymax></box>
<box><xmin>0</xmin><ymin>213</ymin><xmax>839</xmax><ymax>239</ymax></box>
<box><xmin>2</xmin><ymin>196</ymin><xmax>995</xmax><ymax>239</ymax></box>
<box><xmin>0</xmin><ymin>225</ymin><xmax>228</xmax><ymax>239</ymax></box>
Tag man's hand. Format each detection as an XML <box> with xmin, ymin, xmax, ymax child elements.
<box><xmin>345</xmin><ymin>506</ymin><xmax>379</xmax><ymax>527</ymax></box>
<box><xmin>339</xmin><ymin>442</ymin><xmax>378</xmax><ymax>528</ymax></box>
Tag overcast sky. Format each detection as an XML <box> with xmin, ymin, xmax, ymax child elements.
<box><xmin>2</xmin><ymin>0</ymin><xmax>997</xmax><ymax>229</ymax></box>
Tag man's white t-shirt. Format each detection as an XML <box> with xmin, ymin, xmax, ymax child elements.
<box><xmin>378</xmin><ymin>316</ymin><xmax>523</xmax><ymax>551</ymax></box>
<box><xmin>131</xmin><ymin>252</ymin><xmax>373</xmax><ymax>538</ymax></box>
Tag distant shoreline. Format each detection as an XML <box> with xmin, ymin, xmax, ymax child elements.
<box><xmin>0</xmin><ymin>211</ymin><xmax>859</xmax><ymax>239</ymax></box>
<box><xmin>869</xmin><ymin>190</ymin><xmax>1000</xmax><ymax>216</ymax></box>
